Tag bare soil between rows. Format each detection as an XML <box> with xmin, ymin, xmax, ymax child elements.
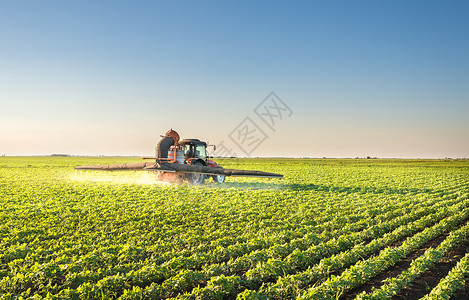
<box><xmin>393</xmin><ymin>242</ymin><xmax>468</xmax><ymax>299</ymax></box>
<box><xmin>342</xmin><ymin>220</ymin><xmax>469</xmax><ymax>300</ymax></box>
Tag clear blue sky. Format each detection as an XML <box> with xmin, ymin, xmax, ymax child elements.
<box><xmin>1</xmin><ymin>1</ymin><xmax>468</xmax><ymax>158</ymax></box>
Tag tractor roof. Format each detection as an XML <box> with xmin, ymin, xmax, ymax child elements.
<box><xmin>179</xmin><ymin>139</ymin><xmax>207</xmax><ymax>146</ymax></box>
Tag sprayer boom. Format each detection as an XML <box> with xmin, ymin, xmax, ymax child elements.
<box><xmin>75</xmin><ymin>129</ymin><xmax>283</xmax><ymax>184</ymax></box>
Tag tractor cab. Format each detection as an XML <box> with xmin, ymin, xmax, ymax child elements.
<box><xmin>178</xmin><ymin>138</ymin><xmax>222</xmax><ymax>184</ymax></box>
<box><xmin>179</xmin><ymin>139</ymin><xmax>207</xmax><ymax>162</ymax></box>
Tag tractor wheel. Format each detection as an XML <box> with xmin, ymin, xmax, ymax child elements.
<box><xmin>188</xmin><ymin>161</ymin><xmax>205</xmax><ymax>185</ymax></box>
<box><xmin>212</xmin><ymin>167</ymin><xmax>225</xmax><ymax>183</ymax></box>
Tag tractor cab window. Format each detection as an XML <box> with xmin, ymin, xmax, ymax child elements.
<box><xmin>195</xmin><ymin>144</ymin><xmax>207</xmax><ymax>161</ymax></box>
<box><xmin>184</xmin><ymin>144</ymin><xmax>194</xmax><ymax>159</ymax></box>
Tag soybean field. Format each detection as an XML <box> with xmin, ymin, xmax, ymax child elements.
<box><xmin>1</xmin><ymin>157</ymin><xmax>468</xmax><ymax>299</ymax></box>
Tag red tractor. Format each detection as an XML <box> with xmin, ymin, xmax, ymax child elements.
<box><xmin>156</xmin><ymin>137</ymin><xmax>226</xmax><ymax>184</ymax></box>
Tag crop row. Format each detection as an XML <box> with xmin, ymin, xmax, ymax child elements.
<box><xmin>108</xmin><ymin>193</ymin><xmax>466</xmax><ymax>299</ymax></box>
<box><xmin>296</xmin><ymin>205</ymin><xmax>469</xmax><ymax>299</ymax></box>
<box><xmin>422</xmin><ymin>252</ymin><xmax>469</xmax><ymax>300</ymax></box>
<box><xmin>0</xmin><ymin>191</ymin><xmax>418</xmax><ymax>296</ymax></box>
<box><xmin>3</xmin><ymin>185</ymin><xmax>456</xmax><ymax>298</ymax></box>
<box><xmin>245</xmin><ymin>196</ymin><xmax>468</xmax><ymax>299</ymax></box>
<box><xmin>202</xmin><ymin>195</ymin><xmax>469</xmax><ymax>300</ymax></box>
<box><xmin>20</xmin><ymin>197</ymin><xmax>422</xmax><ymax>298</ymax></box>
<box><xmin>356</xmin><ymin>221</ymin><xmax>469</xmax><ymax>299</ymax></box>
